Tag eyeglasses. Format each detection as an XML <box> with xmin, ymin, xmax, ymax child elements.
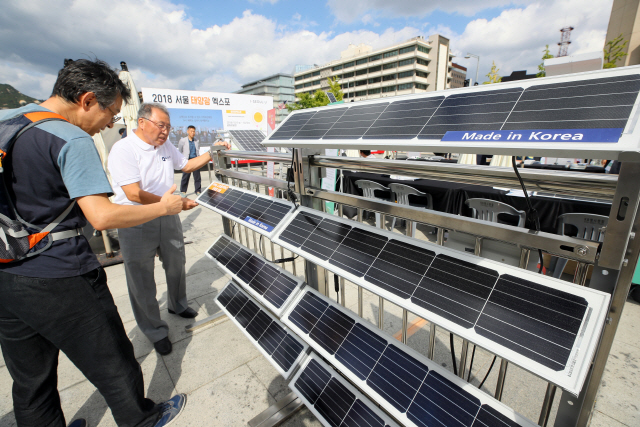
<box><xmin>141</xmin><ymin>117</ymin><xmax>172</xmax><ymax>132</ymax></box>
<box><xmin>105</xmin><ymin>105</ymin><xmax>121</xmax><ymax>124</ymax></box>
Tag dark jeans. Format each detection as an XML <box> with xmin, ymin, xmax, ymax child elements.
<box><xmin>180</xmin><ymin>169</ymin><xmax>201</xmax><ymax>194</ymax></box>
<box><xmin>0</xmin><ymin>268</ymin><xmax>160</xmax><ymax>427</ymax></box>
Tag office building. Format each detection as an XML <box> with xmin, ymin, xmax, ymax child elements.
<box><xmin>450</xmin><ymin>63</ymin><xmax>467</xmax><ymax>88</ymax></box>
<box><xmin>605</xmin><ymin>0</ymin><xmax>640</xmax><ymax>66</ymax></box>
<box><xmin>235</xmin><ymin>73</ymin><xmax>295</xmax><ymax>125</ymax></box>
<box><xmin>293</xmin><ymin>34</ymin><xmax>453</xmax><ymax>102</ymax></box>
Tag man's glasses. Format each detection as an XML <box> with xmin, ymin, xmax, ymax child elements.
<box><xmin>105</xmin><ymin>105</ymin><xmax>121</xmax><ymax>124</ymax></box>
<box><xmin>141</xmin><ymin>117</ymin><xmax>172</xmax><ymax>132</ymax></box>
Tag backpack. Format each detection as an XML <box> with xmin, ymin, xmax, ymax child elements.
<box><xmin>0</xmin><ymin>111</ymin><xmax>82</xmax><ymax>263</ymax></box>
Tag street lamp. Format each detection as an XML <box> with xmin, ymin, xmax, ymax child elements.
<box><xmin>464</xmin><ymin>53</ymin><xmax>480</xmax><ymax>86</ymax></box>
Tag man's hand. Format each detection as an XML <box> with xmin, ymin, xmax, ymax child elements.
<box><xmin>161</xmin><ymin>184</ymin><xmax>183</xmax><ymax>215</ymax></box>
<box><xmin>182</xmin><ymin>197</ymin><xmax>198</xmax><ymax>211</ymax></box>
<box><xmin>214</xmin><ymin>139</ymin><xmax>231</xmax><ymax>150</ymax></box>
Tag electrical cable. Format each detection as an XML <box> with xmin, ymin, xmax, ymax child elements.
<box><xmin>259</xmin><ymin>234</ymin><xmax>299</xmax><ymax>263</ymax></box>
<box><xmin>467</xmin><ymin>345</ymin><xmax>477</xmax><ymax>382</ymax></box>
<box><xmin>478</xmin><ymin>356</ymin><xmax>497</xmax><ymax>389</ymax></box>
<box><xmin>334</xmin><ymin>273</ymin><xmax>340</xmax><ymax>301</ymax></box>
<box><xmin>286</xmin><ymin>149</ymin><xmax>299</xmax><ymax>209</ymax></box>
<box><xmin>511</xmin><ymin>157</ymin><xmax>544</xmax><ymax>274</ymax></box>
<box><xmin>449</xmin><ymin>334</ymin><xmax>458</xmax><ymax>377</ymax></box>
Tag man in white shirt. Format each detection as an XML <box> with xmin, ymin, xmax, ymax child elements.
<box><xmin>108</xmin><ymin>103</ymin><xmax>230</xmax><ymax>355</ymax></box>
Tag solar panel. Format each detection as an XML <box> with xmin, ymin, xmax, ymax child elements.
<box><xmin>195</xmin><ymin>182</ymin><xmax>296</xmax><ymax>238</ymax></box>
<box><xmin>290</xmin><ymin>353</ymin><xmax>401</xmax><ymax>427</ymax></box>
<box><xmin>272</xmin><ymin>207</ymin><xmax>610</xmax><ymax>395</ymax></box>
<box><xmin>326</xmin><ymin>92</ymin><xmax>338</xmax><ymax>103</ymax></box>
<box><xmin>206</xmin><ymin>235</ymin><xmax>304</xmax><ymax>316</ymax></box>
<box><xmin>263</xmin><ymin>68</ymin><xmax>640</xmax><ymax>159</ymax></box>
<box><xmin>216</xmin><ymin>280</ymin><xmax>308</xmax><ymax>378</ymax></box>
<box><xmin>283</xmin><ymin>288</ymin><xmax>539</xmax><ymax>427</ymax></box>
<box><xmin>228</xmin><ymin>129</ymin><xmax>267</xmax><ymax>151</ymax></box>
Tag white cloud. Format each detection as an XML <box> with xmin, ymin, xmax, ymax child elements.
<box><xmin>0</xmin><ymin>0</ymin><xmax>613</xmax><ymax>100</ymax></box>
<box><xmin>0</xmin><ymin>1</ymin><xmax>420</xmax><ymax>99</ymax></box>
<box><xmin>446</xmin><ymin>0</ymin><xmax>612</xmax><ymax>82</ymax></box>
<box><xmin>327</xmin><ymin>0</ymin><xmax>523</xmax><ymax>23</ymax></box>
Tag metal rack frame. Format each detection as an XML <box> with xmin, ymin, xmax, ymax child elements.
<box><xmin>209</xmin><ymin>149</ymin><xmax>640</xmax><ymax>427</ymax></box>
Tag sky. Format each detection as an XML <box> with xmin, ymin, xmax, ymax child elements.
<box><xmin>0</xmin><ymin>0</ymin><xmax>614</xmax><ymax>100</ymax></box>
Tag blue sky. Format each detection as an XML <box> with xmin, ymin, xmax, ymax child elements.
<box><xmin>0</xmin><ymin>0</ymin><xmax>614</xmax><ymax>99</ymax></box>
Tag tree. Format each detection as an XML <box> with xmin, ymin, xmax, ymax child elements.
<box><xmin>603</xmin><ymin>34</ymin><xmax>629</xmax><ymax>68</ymax></box>
<box><xmin>537</xmin><ymin>45</ymin><xmax>554</xmax><ymax>77</ymax></box>
<box><xmin>326</xmin><ymin>76</ymin><xmax>344</xmax><ymax>102</ymax></box>
<box><xmin>483</xmin><ymin>61</ymin><xmax>502</xmax><ymax>84</ymax></box>
<box><xmin>287</xmin><ymin>90</ymin><xmax>330</xmax><ymax>111</ymax></box>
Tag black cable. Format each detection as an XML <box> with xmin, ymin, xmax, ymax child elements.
<box><xmin>334</xmin><ymin>274</ymin><xmax>340</xmax><ymax>300</ymax></box>
<box><xmin>286</xmin><ymin>149</ymin><xmax>299</xmax><ymax>208</ymax></box>
<box><xmin>511</xmin><ymin>157</ymin><xmax>545</xmax><ymax>274</ymax></box>
<box><xmin>449</xmin><ymin>334</ymin><xmax>458</xmax><ymax>376</ymax></box>
<box><xmin>467</xmin><ymin>345</ymin><xmax>477</xmax><ymax>382</ymax></box>
<box><xmin>478</xmin><ymin>356</ymin><xmax>497</xmax><ymax>389</ymax></box>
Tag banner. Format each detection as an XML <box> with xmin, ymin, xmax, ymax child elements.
<box><xmin>267</xmin><ymin>109</ymin><xmax>276</xmax><ymax>136</ymax></box>
<box><xmin>141</xmin><ymin>88</ymin><xmax>273</xmax><ymax>146</ymax></box>
<box><xmin>321</xmin><ymin>149</ymin><xmax>339</xmax><ymax>215</ymax></box>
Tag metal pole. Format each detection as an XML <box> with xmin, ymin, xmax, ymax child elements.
<box><xmin>401</xmin><ymin>309</ymin><xmax>408</xmax><ymax>344</ymax></box>
<box><xmin>358</xmin><ymin>286</ymin><xmax>363</xmax><ymax>318</ymax></box>
<box><xmin>495</xmin><ymin>359</ymin><xmax>509</xmax><ymax>400</ymax></box>
<box><xmin>340</xmin><ymin>277</ymin><xmax>346</xmax><ymax>307</ymax></box>
<box><xmin>378</xmin><ymin>297</ymin><xmax>384</xmax><ymax>329</ymax></box>
<box><xmin>458</xmin><ymin>339</ymin><xmax>470</xmax><ymax>379</ymax></box>
<box><xmin>437</xmin><ymin>228</ymin><xmax>445</xmax><ymax>245</ymax></box>
<box><xmin>538</xmin><ymin>384</ymin><xmax>557</xmax><ymax>427</ymax></box>
<box><xmin>428</xmin><ymin>323</ymin><xmax>437</xmax><ymax>359</ymax></box>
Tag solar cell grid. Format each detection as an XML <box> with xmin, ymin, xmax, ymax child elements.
<box><xmin>294</xmin><ymin>108</ymin><xmax>348</xmax><ymax>140</ymax></box>
<box><xmin>229</xmin><ymin>129</ymin><xmax>267</xmax><ymax>152</ymax></box>
<box><xmin>206</xmin><ymin>235</ymin><xmax>304</xmax><ymax>315</ymax></box>
<box><xmin>215</xmin><ymin>281</ymin><xmax>307</xmax><ymax>378</ymax></box>
<box><xmin>270</xmin><ymin>111</ymin><xmax>317</xmax><ymax>140</ymax></box>
<box><xmin>363</xmin><ymin>97</ymin><xmax>444</xmax><ymax>140</ymax></box>
<box><xmin>323</xmin><ymin>103</ymin><xmax>389</xmax><ymax>140</ymax></box>
<box><xmin>286</xmin><ymin>289</ymin><xmax>539</xmax><ymax>427</ymax></box>
<box><xmin>196</xmin><ymin>184</ymin><xmax>295</xmax><ymax>237</ymax></box>
<box><xmin>273</xmin><ymin>207</ymin><xmax>610</xmax><ymax>394</ymax></box>
<box><xmin>290</xmin><ymin>354</ymin><xmax>401</xmax><ymax>427</ymax></box>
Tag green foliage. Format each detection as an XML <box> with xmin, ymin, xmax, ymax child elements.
<box><xmin>483</xmin><ymin>61</ymin><xmax>502</xmax><ymax>84</ymax></box>
<box><xmin>326</xmin><ymin>76</ymin><xmax>344</xmax><ymax>101</ymax></box>
<box><xmin>537</xmin><ymin>45</ymin><xmax>554</xmax><ymax>77</ymax></box>
<box><xmin>603</xmin><ymin>34</ymin><xmax>628</xmax><ymax>68</ymax></box>
<box><xmin>287</xmin><ymin>90</ymin><xmax>331</xmax><ymax>111</ymax></box>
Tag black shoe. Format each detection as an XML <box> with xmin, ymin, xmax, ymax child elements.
<box><xmin>68</xmin><ymin>419</ymin><xmax>87</xmax><ymax>427</ymax></box>
<box><xmin>195</xmin><ymin>191</ymin><xmax>201</xmax><ymax>195</ymax></box>
<box><xmin>154</xmin><ymin>337</ymin><xmax>172</xmax><ymax>355</ymax></box>
<box><xmin>168</xmin><ymin>307</ymin><xmax>198</xmax><ymax>318</ymax></box>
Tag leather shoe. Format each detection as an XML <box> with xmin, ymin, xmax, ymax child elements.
<box><xmin>168</xmin><ymin>307</ymin><xmax>198</xmax><ymax>318</ymax></box>
<box><xmin>154</xmin><ymin>337</ymin><xmax>172</xmax><ymax>355</ymax></box>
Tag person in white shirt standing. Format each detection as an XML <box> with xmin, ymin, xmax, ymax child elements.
<box><xmin>108</xmin><ymin>103</ymin><xmax>230</xmax><ymax>355</ymax></box>
<box><xmin>177</xmin><ymin>125</ymin><xmax>201</xmax><ymax>197</ymax></box>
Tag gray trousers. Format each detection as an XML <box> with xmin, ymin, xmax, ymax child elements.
<box><xmin>118</xmin><ymin>215</ymin><xmax>189</xmax><ymax>343</ymax></box>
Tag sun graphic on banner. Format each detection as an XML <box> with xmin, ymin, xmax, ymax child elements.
<box><xmin>253</xmin><ymin>112</ymin><xmax>263</xmax><ymax>123</ymax></box>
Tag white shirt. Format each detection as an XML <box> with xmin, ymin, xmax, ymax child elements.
<box><xmin>108</xmin><ymin>132</ymin><xmax>188</xmax><ymax>206</ymax></box>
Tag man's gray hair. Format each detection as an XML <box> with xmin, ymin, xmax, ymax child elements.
<box><xmin>138</xmin><ymin>103</ymin><xmax>170</xmax><ymax>120</ymax></box>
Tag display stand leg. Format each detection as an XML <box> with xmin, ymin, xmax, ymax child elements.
<box><xmin>247</xmin><ymin>392</ymin><xmax>303</xmax><ymax>427</ymax></box>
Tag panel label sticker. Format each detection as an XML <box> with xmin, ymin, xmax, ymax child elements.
<box><xmin>441</xmin><ymin>128</ymin><xmax>623</xmax><ymax>143</ymax></box>
<box><xmin>244</xmin><ymin>216</ymin><xmax>274</xmax><ymax>232</ymax></box>
<box><xmin>209</xmin><ymin>182</ymin><xmax>229</xmax><ymax>193</ymax></box>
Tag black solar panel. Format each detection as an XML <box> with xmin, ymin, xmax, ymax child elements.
<box><xmin>291</xmin><ymin>354</ymin><xmax>401</xmax><ymax>427</ymax></box>
<box><xmin>326</xmin><ymin>92</ymin><xmax>338</xmax><ymax>103</ymax></box>
<box><xmin>267</xmin><ymin>74</ymin><xmax>640</xmax><ymax>142</ymax></box>
<box><xmin>285</xmin><ymin>289</ymin><xmax>537</xmax><ymax>427</ymax></box>
<box><xmin>216</xmin><ymin>281</ymin><xmax>307</xmax><ymax>377</ymax></box>
<box><xmin>228</xmin><ymin>129</ymin><xmax>267</xmax><ymax>151</ymax></box>
<box><xmin>274</xmin><ymin>208</ymin><xmax>591</xmax><ymax>374</ymax></box>
<box><xmin>196</xmin><ymin>183</ymin><xmax>295</xmax><ymax>237</ymax></box>
<box><xmin>206</xmin><ymin>235</ymin><xmax>303</xmax><ymax>315</ymax></box>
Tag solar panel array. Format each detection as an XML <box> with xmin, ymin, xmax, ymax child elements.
<box><xmin>228</xmin><ymin>129</ymin><xmax>267</xmax><ymax>151</ymax></box>
<box><xmin>267</xmin><ymin>75</ymin><xmax>640</xmax><ymax>141</ymax></box>
<box><xmin>291</xmin><ymin>353</ymin><xmax>401</xmax><ymax>427</ymax></box>
<box><xmin>206</xmin><ymin>235</ymin><xmax>303</xmax><ymax>316</ymax></box>
<box><xmin>216</xmin><ymin>281</ymin><xmax>308</xmax><ymax>378</ymax></box>
<box><xmin>272</xmin><ymin>207</ymin><xmax>609</xmax><ymax>394</ymax></box>
<box><xmin>284</xmin><ymin>288</ymin><xmax>538</xmax><ymax>427</ymax></box>
<box><xmin>196</xmin><ymin>183</ymin><xmax>295</xmax><ymax>237</ymax></box>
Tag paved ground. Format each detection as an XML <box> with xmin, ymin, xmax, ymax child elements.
<box><xmin>0</xmin><ymin>170</ymin><xmax>638</xmax><ymax>427</ymax></box>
